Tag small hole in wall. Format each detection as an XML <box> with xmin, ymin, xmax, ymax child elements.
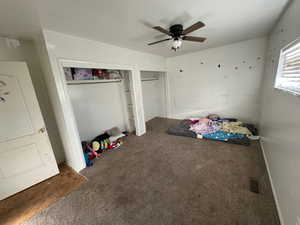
<box><xmin>235</xmin><ymin>66</ymin><xmax>238</xmax><ymax>70</ymax></box>
<box><xmin>179</xmin><ymin>69</ymin><xmax>183</xmax><ymax>72</ymax></box>
<box><xmin>242</xmin><ymin>61</ymin><xmax>246</xmax><ymax>64</ymax></box>
<box><xmin>257</xmin><ymin>57</ymin><xmax>261</xmax><ymax>60</ymax></box>
<box><xmin>200</xmin><ymin>62</ymin><xmax>204</xmax><ymax>65</ymax></box>
<box><xmin>0</xmin><ymin>97</ymin><xmax>6</xmax><ymax>103</ymax></box>
<box><xmin>249</xmin><ymin>66</ymin><xmax>252</xmax><ymax>70</ymax></box>
<box><xmin>217</xmin><ymin>64</ymin><xmax>221</xmax><ymax>68</ymax></box>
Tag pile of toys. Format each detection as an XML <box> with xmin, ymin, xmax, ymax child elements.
<box><xmin>82</xmin><ymin>127</ymin><xmax>126</xmax><ymax>167</ymax></box>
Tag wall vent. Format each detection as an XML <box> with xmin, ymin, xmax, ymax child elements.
<box><xmin>249</xmin><ymin>177</ymin><xmax>259</xmax><ymax>194</ymax></box>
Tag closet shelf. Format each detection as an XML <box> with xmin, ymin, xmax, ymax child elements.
<box><xmin>67</xmin><ymin>79</ymin><xmax>122</xmax><ymax>85</ymax></box>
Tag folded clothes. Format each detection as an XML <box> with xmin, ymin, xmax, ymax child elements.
<box><xmin>203</xmin><ymin>130</ymin><xmax>245</xmax><ymax>141</ymax></box>
<box><xmin>221</xmin><ymin>121</ymin><xmax>252</xmax><ymax>136</ymax></box>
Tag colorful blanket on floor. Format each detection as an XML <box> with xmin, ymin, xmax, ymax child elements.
<box><xmin>167</xmin><ymin>115</ymin><xmax>258</xmax><ymax>146</ymax></box>
<box><xmin>188</xmin><ymin>115</ymin><xmax>255</xmax><ymax>141</ymax></box>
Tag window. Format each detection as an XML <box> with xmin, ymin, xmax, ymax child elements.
<box><xmin>275</xmin><ymin>38</ymin><xmax>300</xmax><ymax>95</ymax></box>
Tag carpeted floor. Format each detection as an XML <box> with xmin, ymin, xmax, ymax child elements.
<box><xmin>22</xmin><ymin>117</ymin><xmax>280</xmax><ymax>225</ymax></box>
<box><xmin>0</xmin><ymin>164</ymin><xmax>86</xmax><ymax>225</ymax></box>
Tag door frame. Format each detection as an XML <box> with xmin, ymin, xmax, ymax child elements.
<box><xmin>55</xmin><ymin>58</ymin><xmax>148</xmax><ymax>171</ymax></box>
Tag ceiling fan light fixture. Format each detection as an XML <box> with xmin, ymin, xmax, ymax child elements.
<box><xmin>172</xmin><ymin>38</ymin><xmax>182</xmax><ymax>51</ymax></box>
<box><xmin>148</xmin><ymin>21</ymin><xmax>206</xmax><ymax>51</ymax></box>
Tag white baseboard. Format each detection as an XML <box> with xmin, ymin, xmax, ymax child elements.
<box><xmin>259</xmin><ymin>139</ymin><xmax>285</xmax><ymax>225</ymax></box>
<box><xmin>167</xmin><ymin>111</ymin><xmax>209</xmax><ymax>120</ymax></box>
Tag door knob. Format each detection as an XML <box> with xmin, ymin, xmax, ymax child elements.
<box><xmin>38</xmin><ymin>127</ymin><xmax>46</xmax><ymax>133</ymax></box>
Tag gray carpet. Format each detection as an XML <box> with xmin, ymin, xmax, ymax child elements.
<box><xmin>23</xmin><ymin>118</ymin><xmax>280</xmax><ymax>225</ymax></box>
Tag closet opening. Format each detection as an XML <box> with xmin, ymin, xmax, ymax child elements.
<box><xmin>64</xmin><ymin>67</ymin><xmax>136</xmax><ymax>141</ymax></box>
<box><xmin>61</xmin><ymin>63</ymin><xmax>138</xmax><ymax>168</ymax></box>
<box><xmin>141</xmin><ymin>71</ymin><xmax>168</xmax><ymax>123</ymax></box>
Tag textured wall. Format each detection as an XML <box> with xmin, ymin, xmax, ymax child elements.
<box><xmin>67</xmin><ymin>81</ymin><xmax>127</xmax><ymax>141</ymax></box>
<box><xmin>259</xmin><ymin>0</ymin><xmax>300</xmax><ymax>224</ymax></box>
<box><xmin>166</xmin><ymin>37</ymin><xmax>267</xmax><ymax>124</ymax></box>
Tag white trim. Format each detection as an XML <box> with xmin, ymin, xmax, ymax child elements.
<box><xmin>259</xmin><ymin>139</ymin><xmax>285</xmax><ymax>225</ymax></box>
<box><xmin>168</xmin><ymin>107</ymin><xmax>227</xmax><ymax>120</ymax></box>
<box><xmin>163</xmin><ymin>72</ymin><xmax>172</xmax><ymax>118</ymax></box>
<box><xmin>118</xmin><ymin>74</ymin><xmax>132</xmax><ymax>132</ymax></box>
<box><xmin>55</xmin><ymin>58</ymin><xmax>86</xmax><ymax>172</ymax></box>
<box><xmin>275</xmin><ymin>85</ymin><xmax>300</xmax><ymax>97</ymax></box>
<box><xmin>60</xmin><ymin>58</ymin><xmax>135</xmax><ymax>71</ymax></box>
<box><xmin>160</xmin><ymin>72</ymin><xmax>169</xmax><ymax>118</ymax></box>
<box><xmin>131</xmin><ymin>69</ymin><xmax>146</xmax><ymax>136</ymax></box>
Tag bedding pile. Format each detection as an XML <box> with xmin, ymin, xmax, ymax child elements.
<box><xmin>167</xmin><ymin>114</ymin><xmax>258</xmax><ymax>146</ymax></box>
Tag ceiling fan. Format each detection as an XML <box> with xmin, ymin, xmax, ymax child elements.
<box><xmin>148</xmin><ymin>21</ymin><xmax>206</xmax><ymax>51</ymax></box>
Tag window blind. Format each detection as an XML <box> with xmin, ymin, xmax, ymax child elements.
<box><xmin>275</xmin><ymin>39</ymin><xmax>300</xmax><ymax>95</ymax></box>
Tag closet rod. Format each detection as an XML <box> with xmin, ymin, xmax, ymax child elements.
<box><xmin>141</xmin><ymin>78</ymin><xmax>159</xmax><ymax>82</ymax></box>
<box><xmin>67</xmin><ymin>79</ymin><xmax>122</xmax><ymax>85</ymax></box>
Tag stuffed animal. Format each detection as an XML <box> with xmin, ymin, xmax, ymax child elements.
<box><xmin>92</xmin><ymin>133</ymin><xmax>111</xmax><ymax>152</ymax></box>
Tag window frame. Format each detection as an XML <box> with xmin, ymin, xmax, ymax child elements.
<box><xmin>274</xmin><ymin>38</ymin><xmax>300</xmax><ymax>96</ymax></box>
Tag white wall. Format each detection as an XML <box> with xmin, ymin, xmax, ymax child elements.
<box><xmin>141</xmin><ymin>71</ymin><xmax>165</xmax><ymax>121</ymax></box>
<box><xmin>40</xmin><ymin>30</ymin><xmax>166</xmax><ymax>171</ymax></box>
<box><xmin>259</xmin><ymin>1</ymin><xmax>300</xmax><ymax>224</ymax></box>
<box><xmin>166</xmin><ymin>37</ymin><xmax>267</xmax><ymax>124</ymax></box>
<box><xmin>67</xmin><ymin>82</ymin><xmax>127</xmax><ymax>141</ymax></box>
<box><xmin>0</xmin><ymin>37</ymin><xmax>65</xmax><ymax>163</ymax></box>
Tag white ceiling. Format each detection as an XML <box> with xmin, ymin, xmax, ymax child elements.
<box><xmin>0</xmin><ymin>0</ymin><xmax>289</xmax><ymax>57</ymax></box>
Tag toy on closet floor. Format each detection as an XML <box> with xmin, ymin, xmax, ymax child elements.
<box><xmin>92</xmin><ymin>133</ymin><xmax>110</xmax><ymax>153</ymax></box>
<box><xmin>109</xmin><ymin>138</ymin><xmax>124</xmax><ymax>150</ymax></box>
<box><xmin>81</xmin><ymin>127</ymin><xmax>127</xmax><ymax>167</ymax></box>
<box><xmin>82</xmin><ymin>141</ymin><xmax>97</xmax><ymax>167</ymax></box>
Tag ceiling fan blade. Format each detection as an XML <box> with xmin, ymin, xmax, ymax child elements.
<box><xmin>182</xmin><ymin>21</ymin><xmax>205</xmax><ymax>35</ymax></box>
<box><xmin>148</xmin><ymin>38</ymin><xmax>172</xmax><ymax>46</ymax></box>
<box><xmin>152</xmin><ymin>26</ymin><xmax>171</xmax><ymax>36</ymax></box>
<box><xmin>182</xmin><ymin>36</ymin><xmax>206</xmax><ymax>42</ymax></box>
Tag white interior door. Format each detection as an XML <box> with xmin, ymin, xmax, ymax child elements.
<box><xmin>0</xmin><ymin>62</ymin><xmax>59</xmax><ymax>200</ymax></box>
